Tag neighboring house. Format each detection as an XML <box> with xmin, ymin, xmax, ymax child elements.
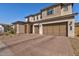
<box><xmin>12</xmin><ymin>3</ymin><xmax>78</xmax><ymax>38</ymax></box>
<box><xmin>12</xmin><ymin>21</ymin><xmax>26</xmax><ymax>34</ymax></box>
<box><xmin>0</xmin><ymin>24</ymin><xmax>4</xmax><ymax>33</ymax></box>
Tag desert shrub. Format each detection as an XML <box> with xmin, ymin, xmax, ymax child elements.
<box><xmin>4</xmin><ymin>25</ymin><xmax>15</xmax><ymax>35</ymax></box>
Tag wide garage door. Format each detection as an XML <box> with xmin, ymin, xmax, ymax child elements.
<box><xmin>35</xmin><ymin>25</ymin><xmax>39</xmax><ymax>34</ymax></box>
<box><xmin>43</xmin><ymin>22</ymin><xmax>67</xmax><ymax>36</ymax></box>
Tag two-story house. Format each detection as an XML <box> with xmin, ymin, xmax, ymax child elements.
<box><xmin>12</xmin><ymin>3</ymin><xmax>78</xmax><ymax>37</ymax></box>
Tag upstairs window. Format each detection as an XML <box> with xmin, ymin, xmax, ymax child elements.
<box><xmin>47</xmin><ymin>9</ymin><xmax>54</xmax><ymax>15</ymax></box>
<box><xmin>63</xmin><ymin>5</ymin><xmax>68</xmax><ymax>11</ymax></box>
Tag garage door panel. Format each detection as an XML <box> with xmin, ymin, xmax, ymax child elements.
<box><xmin>50</xmin><ymin>25</ymin><xmax>53</xmax><ymax>35</ymax></box>
<box><xmin>43</xmin><ymin>25</ymin><xmax>47</xmax><ymax>34</ymax></box>
<box><xmin>52</xmin><ymin>25</ymin><xmax>54</xmax><ymax>35</ymax></box>
<box><xmin>35</xmin><ymin>26</ymin><xmax>39</xmax><ymax>34</ymax></box>
<box><xmin>43</xmin><ymin>22</ymin><xmax>67</xmax><ymax>36</ymax></box>
<box><xmin>53</xmin><ymin>25</ymin><xmax>60</xmax><ymax>36</ymax></box>
<box><xmin>59</xmin><ymin>25</ymin><xmax>66</xmax><ymax>36</ymax></box>
<box><xmin>47</xmin><ymin>25</ymin><xmax>52</xmax><ymax>35</ymax></box>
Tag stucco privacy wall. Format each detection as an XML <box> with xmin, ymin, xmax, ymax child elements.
<box><xmin>61</xmin><ymin>4</ymin><xmax>72</xmax><ymax>16</ymax></box>
<box><xmin>33</xmin><ymin>18</ymin><xmax>75</xmax><ymax>37</ymax></box>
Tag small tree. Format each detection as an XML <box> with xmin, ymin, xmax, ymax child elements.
<box><xmin>4</xmin><ymin>25</ymin><xmax>15</xmax><ymax>34</ymax></box>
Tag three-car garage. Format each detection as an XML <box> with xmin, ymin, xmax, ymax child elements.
<box><xmin>34</xmin><ymin>22</ymin><xmax>68</xmax><ymax>36</ymax></box>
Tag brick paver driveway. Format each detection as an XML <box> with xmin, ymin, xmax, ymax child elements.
<box><xmin>0</xmin><ymin>34</ymin><xmax>74</xmax><ymax>56</ymax></box>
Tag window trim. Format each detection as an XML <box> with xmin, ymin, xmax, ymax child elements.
<box><xmin>47</xmin><ymin>9</ymin><xmax>54</xmax><ymax>15</ymax></box>
<box><xmin>63</xmin><ymin>5</ymin><xmax>68</xmax><ymax>11</ymax></box>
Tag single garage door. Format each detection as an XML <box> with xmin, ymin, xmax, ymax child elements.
<box><xmin>19</xmin><ymin>24</ymin><xmax>25</xmax><ymax>34</ymax></box>
<box><xmin>43</xmin><ymin>22</ymin><xmax>67</xmax><ymax>36</ymax></box>
<box><xmin>35</xmin><ymin>25</ymin><xmax>39</xmax><ymax>34</ymax></box>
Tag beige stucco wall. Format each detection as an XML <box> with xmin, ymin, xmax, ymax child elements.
<box><xmin>35</xmin><ymin>15</ymin><xmax>38</xmax><ymax>21</ymax></box>
<box><xmin>42</xmin><ymin>10</ymin><xmax>47</xmax><ymax>19</ymax></box>
<box><xmin>38</xmin><ymin>14</ymin><xmax>41</xmax><ymax>20</ymax></box>
<box><xmin>33</xmin><ymin>24</ymin><xmax>35</xmax><ymax>34</ymax></box>
<box><xmin>27</xmin><ymin>13</ymin><xmax>42</xmax><ymax>22</ymax></box>
<box><xmin>39</xmin><ymin>24</ymin><xmax>43</xmax><ymax>35</ymax></box>
<box><xmin>61</xmin><ymin>4</ymin><xmax>72</xmax><ymax>16</ymax></box>
<box><xmin>41</xmin><ymin>4</ymin><xmax>73</xmax><ymax>20</ymax></box>
<box><xmin>29</xmin><ymin>16</ymin><xmax>34</xmax><ymax>22</ymax></box>
<box><xmin>67</xmin><ymin>18</ymin><xmax>75</xmax><ymax>38</ymax></box>
<box><xmin>42</xmin><ymin>5</ymin><xmax>61</xmax><ymax>20</ymax></box>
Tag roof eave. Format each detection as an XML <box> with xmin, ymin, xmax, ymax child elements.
<box><xmin>12</xmin><ymin>21</ymin><xmax>26</xmax><ymax>24</ymax></box>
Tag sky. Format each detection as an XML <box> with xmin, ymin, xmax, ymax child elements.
<box><xmin>0</xmin><ymin>3</ymin><xmax>79</xmax><ymax>24</ymax></box>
